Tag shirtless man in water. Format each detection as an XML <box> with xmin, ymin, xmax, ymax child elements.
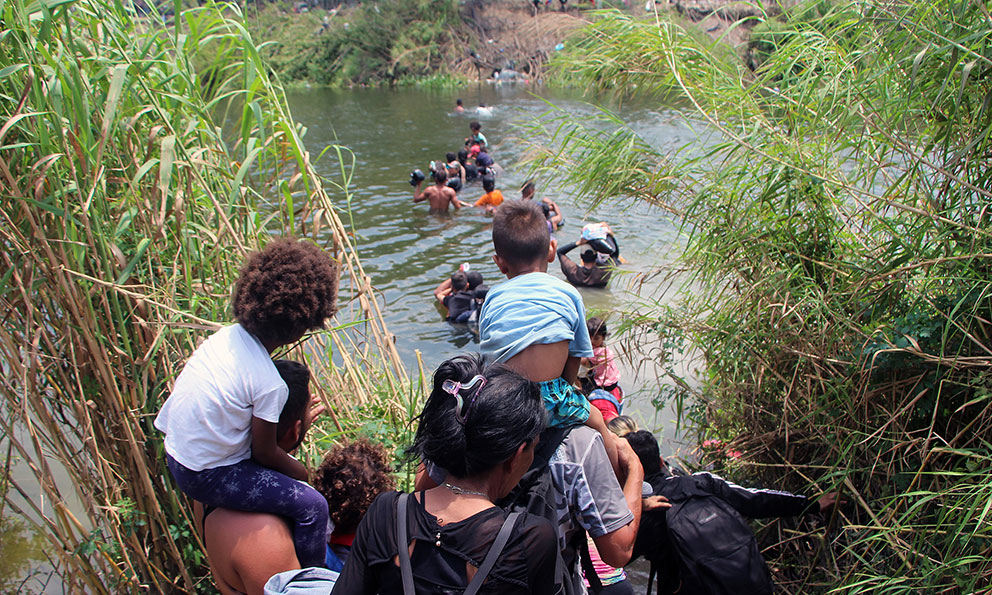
<box><xmin>413</xmin><ymin>168</ymin><xmax>463</xmax><ymax>212</ymax></box>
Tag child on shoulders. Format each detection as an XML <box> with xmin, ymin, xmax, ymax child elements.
<box><xmin>479</xmin><ymin>200</ymin><xmax>619</xmax><ymax>471</ymax></box>
<box><xmin>154</xmin><ymin>239</ymin><xmax>339</xmax><ymax>568</ymax></box>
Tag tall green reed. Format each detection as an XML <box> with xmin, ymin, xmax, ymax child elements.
<box><xmin>0</xmin><ymin>0</ymin><xmax>408</xmax><ymax>591</ymax></box>
<box><xmin>524</xmin><ymin>0</ymin><xmax>992</xmax><ymax>591</ymax></box>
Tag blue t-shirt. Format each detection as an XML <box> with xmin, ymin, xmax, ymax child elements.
<box><xmin>479</xmin><ymin>272</ymin><xmax>593</xmax><ymax>363</ymax></box>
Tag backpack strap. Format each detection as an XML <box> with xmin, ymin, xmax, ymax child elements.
<box><xmin>396</xmin><ymin>493</ymin><xmax>415</xmax><ymax>595</ymax></box>
<box><xmin>463</xmin><ymin>512</ymin><xmax>521</xmax><ymax>595</ymax></box>
<box><xmin>534</xmin><ymin>425</ymin><xmax>571</xmax><ymax>468</ymax></box>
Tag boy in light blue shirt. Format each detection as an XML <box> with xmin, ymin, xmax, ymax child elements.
<box><xmin>480</xmin><ymin>200</ymin><xmax>619</xmax><ymax>471</ymax></box>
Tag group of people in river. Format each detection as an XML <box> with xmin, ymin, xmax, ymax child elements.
<box><xmin>155</xmin><ymin>198</ymin><xmax>839</xmax><ymax>594</ymax></box>
<box><xmin>417</xmin><ymin>117</ymin><xmax>624</xmax><ymax>301</ymax></box>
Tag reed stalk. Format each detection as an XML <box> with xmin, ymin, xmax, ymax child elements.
<box><xmin>0</xmin><ymin>0</ymin><xmax>409</xmax><ymax>590</ymax></box>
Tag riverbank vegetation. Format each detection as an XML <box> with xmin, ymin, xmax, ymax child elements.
<box><xmin>241</xmin><ymin>0</ymin><xmax>588</xmax><ymax>86</ymax></box>
<box><xmin>1</xmin><ymin>0</ymin><xmax>413</xmax><ymax>591</ymax></box>
<box><xmin>242</xmin><ymin>0</ymin><xmax>463</xmax><ymax>86</ymax></box>
<box><xmin>532</xmin><ymin>0</ymin><xmax>992</xmax><ymax>591</ymax></box>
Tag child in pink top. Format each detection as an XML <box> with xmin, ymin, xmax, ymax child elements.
<box><xmin>582</xmin><ymin>317</ymin><xmax>624</xmax><ymax>411</ymax></box>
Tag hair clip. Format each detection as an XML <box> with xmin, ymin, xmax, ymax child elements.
<box><xmin>442</xmin><ymin>375</ymin><xmax>487</xmax><ymax>424</ymax></box>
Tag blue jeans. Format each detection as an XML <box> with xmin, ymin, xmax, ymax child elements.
<box><xmin>166</xmin><ymin>455</ymin><xmax>328</xmax><ymax>568</ymax></box>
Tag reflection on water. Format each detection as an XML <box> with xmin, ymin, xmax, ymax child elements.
<box><xmin>287</xmin><ymin>84</ymin><xmax>698</xmax><ymax>452</ymax></box>
<box><xmin>0</xmin><ymin>512</ymin><xmax>48</xmax><ymax>593</ymax></box>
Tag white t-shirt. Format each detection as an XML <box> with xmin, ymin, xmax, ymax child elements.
<box><xmin>155</xmin><ymin>324</ymin><xmax>288</xmax><ymax>471</ymax></box>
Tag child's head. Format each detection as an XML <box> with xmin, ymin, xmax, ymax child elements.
<box><xmin>457</xmin><ymin>148</ymin><xmax>469</xmax><ymax>164</ymax></box>
<box><xmin>432</xmin><ymin>167</ymin><xmax>448</xmax><ymax>184</ymax></box>
<box><xmin>587</xmin><ymin>316</ymin><xmax>608</xmax><ymax>341</ymax></box>
<box><xmin>492</xmin><ymin>200</ymin><xmax>552</xmax><ymax>273</ymax></box>
<box><xmin>607</xmin><ymin>415</ymin><xmax>639</xmax><ymax>438</ymax></box>
<box><xmin>456</xmin><ymin>98</ymin><xmax>463</xmax><ymax>107</ymax></box>
<box><xmin>466</xmin><ymin>271</ymin><xmax>483</xmax><ymax>290</ymax></box>
<box><xmin>450</xmin><ymin>271</ymin><xmax>468</xmax><ymax>292</ymax></box>
<box><xmin>446</xmin><ymin>151</ymin><xmax>457</xmax><ymax>163</ymax></box>
<box><xmin>473</xmin><ymin>284</ymin><xmax>489</xmax><ymax>303</ymax></box>
<box><xmin>410</xmin><ymin>355</ymin><xmax>545</xmax><ymax>480</ymax></box>
<box><xmin>233</xmin><ymin>239</ymin><xmax>339</xmax><ymax>349</ymax></box>
<box><xmin>313</xmin><ymin>439</ymin><xmax>396</xmax><ymax>536</ymax></box>
<box><xmin>470</xmin><ymin>121</ymin><xmax>482</xmax><ymax>133</ymax></box>
<box><xmin>625</xmin><ymin>430</ymin><xmax>663</xmax><ymax>476</ymax></box>
<box><xmin>482</xmin><ymin>174</ymin><xmax>496</xmax><ymax>193</ymax></box>
<box><xmin>520</xmin><ymin>180</ymin><xmax>536</xmax><ymax>200</ymax></box>
<box><xmin>274</xmin><ymin>359</ymin><xmax>312</xmax><ymax>450</ymax></box>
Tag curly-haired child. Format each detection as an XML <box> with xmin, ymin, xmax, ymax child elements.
<box><xmin>312</xmin><ymin>439</ymin><xmax>395</xmax><ymax>572</ymax></box>
<box><xmin>155</xmin><ymin>238</ymin><xmax>339</xmax><ymax>568</ymax></box>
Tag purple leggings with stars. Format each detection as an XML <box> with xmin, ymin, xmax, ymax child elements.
<box><xmin>166</xmin><ymin>454</ymin><xmax>328</xmax><ymax>568</ymax></box>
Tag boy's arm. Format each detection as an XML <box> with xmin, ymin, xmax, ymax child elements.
<box><xmin>450</xmin><ymin>192</ymin><xmax>464</xmax><ymax>209</ymax></box>
<box><xmin>250</xmin><ymin>417</ymin><xmax>308</xmax><ymax>482</ymax></box>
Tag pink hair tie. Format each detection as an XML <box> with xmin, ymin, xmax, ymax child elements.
<box><xmin>442</xmin><ymin>375</ymin><xmax>487</xmax><ymax>424</ymax></box>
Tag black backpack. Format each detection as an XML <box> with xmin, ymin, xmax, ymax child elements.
<box><xmin>496</xmin><ymin>426</ymin><xmax>572</xmax><ymax>595</ymax></box>
<box><xmin>643</xmin><ymin>476</ymin><xmax>773</xmax><ymax>595</ymax></box>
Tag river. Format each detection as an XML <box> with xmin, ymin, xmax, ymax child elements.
<box><xmin>286</xmin><ymin>84</ymin><xmax>699</xmax><ymax>455</ymax></box>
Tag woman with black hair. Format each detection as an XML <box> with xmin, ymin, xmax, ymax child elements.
<box><xmin>332</xmin><ymin>355</ymin><xmax>558</xmax><ymax>595</ymax></box>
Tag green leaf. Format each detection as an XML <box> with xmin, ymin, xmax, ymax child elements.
<box><xmin>116</xmin><ymin>238</ymin><xmax>151</xmax><ymax>284</ymax></box>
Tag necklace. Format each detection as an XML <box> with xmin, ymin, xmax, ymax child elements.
<box><xmin>442</xmin><ymin>482</ymin><xmax>491</xmax><ymax>500</ymax></box>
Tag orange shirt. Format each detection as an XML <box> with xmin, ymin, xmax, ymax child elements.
<box><xmin>474</xmin><ymin>189</ymin><xmax>504</xmax><ymax>207</ymax></box>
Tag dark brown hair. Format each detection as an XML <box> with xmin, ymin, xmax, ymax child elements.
<box><xmin>232</xmin><ymin>238</ymin><xmax>339</xmax><ymax>348</ymax></box>
<box><xmin>492</xmin><ymin>200</ymin><xmax>550</xmax><ymax>267</ymax></box>
<box><xmin>313</xmin><ymin>439</ymin><xmax>396</xmax><ymax>535</ymax></box>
